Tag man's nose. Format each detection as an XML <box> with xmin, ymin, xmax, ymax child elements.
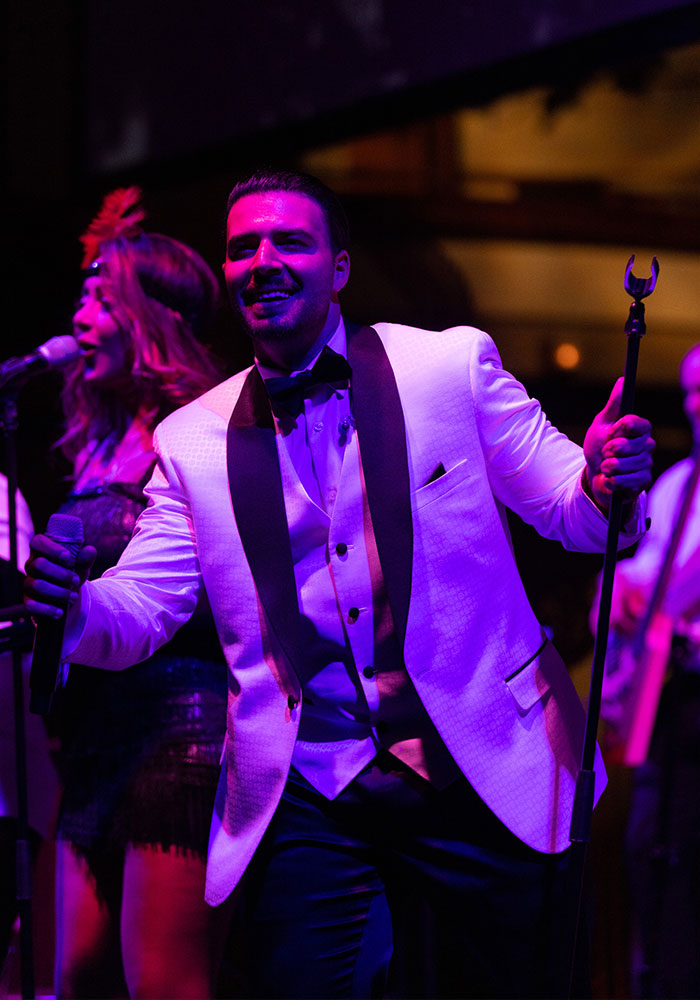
<box><xmin>251</xmin><ymin>239</ymin><xmax>282</xmax><ymax>272</ymax></box>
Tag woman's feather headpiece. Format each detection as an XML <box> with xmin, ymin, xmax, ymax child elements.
<box><xmin>80</xmin><ymin>186</ymin><xmax>146</xmax><ymax>268</ymax></box>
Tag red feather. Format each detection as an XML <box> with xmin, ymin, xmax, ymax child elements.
<box><xmin>80</xmin><ymin>186</ymin><xmax>146</xmax><ymax>267</ymax></box>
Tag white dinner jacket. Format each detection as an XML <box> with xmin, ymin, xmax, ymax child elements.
<box><xmin>66</xmin><ymin>322</ymin><xmax>644</xmax><ymax>904</ymax></box>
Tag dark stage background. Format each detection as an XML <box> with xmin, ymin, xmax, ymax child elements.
<box><xmin>80</xmin><ymin>0</ymin><xmax>690</xmax><ymax>174</ymax></box>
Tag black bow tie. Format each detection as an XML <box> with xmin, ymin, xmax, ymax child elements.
<box><xmin>264</xmin><ymin>345</ymin><xmax>352</xmax><ymax>417</ymax></box>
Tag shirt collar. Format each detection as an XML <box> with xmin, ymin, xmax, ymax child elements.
<box><xmin>255</xmin><ymin>316</ymin><xmax>347</xmax><ymax>382</ymax></box>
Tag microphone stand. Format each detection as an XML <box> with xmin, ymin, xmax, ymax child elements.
<box><xmin>0</xmin><ymin>387</ymin><xmax>35</xmax><ymax>1000</ymax></box>
<box><xmin>566</xmin><ymin>255</ymin><xmax>659</xmax><ymax>999</ymax></box>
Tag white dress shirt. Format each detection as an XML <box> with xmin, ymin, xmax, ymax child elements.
<box><xmin>257</xmin><ymin>320</ymin><xmax>458</xmax><ymax>797</ymax></box>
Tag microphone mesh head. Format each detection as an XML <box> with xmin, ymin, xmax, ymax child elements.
<box><xmin>46</xmin><ymin>513</ymin><xmax>84</xmax><ymax>560</ymax></box>
<box><xmin>38</xmin><ymin>336</ymin><xmax>82</xmax><ymax>365</ymax></box>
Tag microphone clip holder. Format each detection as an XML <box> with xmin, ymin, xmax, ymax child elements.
<box><xmin>623</xmin><ymin>254</ymin><xmax>659</xmax><ymax>342</ymax></box>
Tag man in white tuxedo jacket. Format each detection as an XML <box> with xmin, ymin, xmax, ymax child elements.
<box><xmin>26</xmin><ymin>169</ymin><xmax>655</xmax><ymax>998</ymax></box>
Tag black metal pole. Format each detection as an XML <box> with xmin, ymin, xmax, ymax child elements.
<box><xmin>1</xmin><ymin>390</ymin><xmax>35</xmax><ymax>1000</ymax></box>
<box><xmin>566</xmin><ymin>257</ymin><xmax>658</xmax><ymax>999</ymax></box>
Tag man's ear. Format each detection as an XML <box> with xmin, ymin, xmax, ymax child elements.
<box><xmin>333</xmin><ymin>250</ymin><xmax>350</xmax><ymax>293</ymax></box>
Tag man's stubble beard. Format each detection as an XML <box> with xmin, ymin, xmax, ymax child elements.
<box><xmin>231</xmin><ymin>300</ymin><xmax>331</xmax><ymax>350</ymax></box>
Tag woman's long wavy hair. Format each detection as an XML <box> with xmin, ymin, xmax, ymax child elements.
<box><xmin>60</xmin><ymin>228</ymin><xmax>223</xmax><ymax>464</ymax></box>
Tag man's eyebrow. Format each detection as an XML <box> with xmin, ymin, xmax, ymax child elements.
<box><xmin>272</xmin><ymin>227</ymin><xmax>315</xmax><ymax>242</ymax></box>
<box><xmin>227</xmin><ymin>227</ymin><xmax>314</xmax><ymax>243</ymax></box>
<box><xmin>226</xmin><ymin>231</ymin><xmax>257</xmax><ymax>246</ymax></box>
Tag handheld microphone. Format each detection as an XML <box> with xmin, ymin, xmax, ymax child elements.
<box><xmin>0</xmin><ymin>336</ymin><xmax>82</xmax><ymax>390</ymax></box>
<box><xmin>29</xmin><ymin>513</ymin><xmax>84</xmax><ymax>715</ymax></box>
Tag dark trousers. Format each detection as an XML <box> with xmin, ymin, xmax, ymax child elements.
<box><xmin>235</xmin><ymin>752</ymin><xmax>590</xmax><ymax>999</ymax></box>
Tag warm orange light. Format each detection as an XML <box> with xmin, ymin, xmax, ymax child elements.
<box><xmin>554</xmin><ymin>342</ymin><xmax>580</xmax><ymax>370</ymax></box>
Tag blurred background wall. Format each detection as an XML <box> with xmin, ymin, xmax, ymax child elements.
<box><xmin>5</xmin><ymin>2</ymin><xmax>700</xmax><ymax>994</ymax></box>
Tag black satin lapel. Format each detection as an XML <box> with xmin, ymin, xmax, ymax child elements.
<box><xmin>227</xmin><ymin>368</ymin><xmax>301</xmax><ymax>688</ymax></box>
<box><xmin>347</xmin><ymin>323</ymin><xmax>413</xmax><ymax>650</ymax></box>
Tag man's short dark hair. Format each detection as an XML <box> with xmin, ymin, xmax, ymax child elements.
<box><xmin>225</xmin><ymin>168</ymin><xmax>350</xmax><ymax>256</ymax></box>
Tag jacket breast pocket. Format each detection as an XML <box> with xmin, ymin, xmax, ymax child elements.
<box><xmin>504</xmin><ymin>638</ymin><xmax>553</xmax><ymax>718</ymax></box>
<box><xmin>412</xmin><ymin>458</ymin><xmax>470</xmax><ymax>510</ymax></box>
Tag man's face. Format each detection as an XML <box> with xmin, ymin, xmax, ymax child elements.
<box><xmin>680</xmin><ymin>347</ymin><xmax>700</xmax><ymax>442</ymax></box>
<box><xmin>223</xmin><ymin>190</ymin><xmax>349</xmax><ymax>367</ymax></box>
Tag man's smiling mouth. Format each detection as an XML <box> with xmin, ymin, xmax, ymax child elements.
<box><xmin>243</xmin><ymin>286</ymin><xmax>296</xmax><ymax>305</ymax></box>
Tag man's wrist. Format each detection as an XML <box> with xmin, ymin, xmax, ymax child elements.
<box><xmin>582</xmin><ymin>466</ymin><xmax>609</xmax><ymax>515</ymax></box>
